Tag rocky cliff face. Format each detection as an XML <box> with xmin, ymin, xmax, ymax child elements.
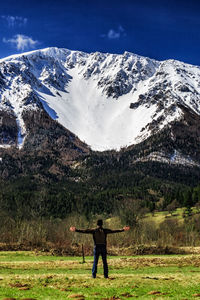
<box><xmin>0</xmin><ymin>47</ymin><xmax>200</xmax><ymax>179</ymax></box>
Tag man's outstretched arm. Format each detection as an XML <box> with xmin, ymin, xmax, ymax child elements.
<box><xmin>70</xmin><ymin>227</ymin><xmax>94</xmax><ymax>234</ymax></box>
<box><xmin>105</xmin><ymin>226</ymin><xmax>130</xmax><ymax>234</ymax></box>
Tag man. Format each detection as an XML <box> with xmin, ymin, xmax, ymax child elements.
<box><xmin>70</xmin><ymin>219</ymin><xmax>130</xmax><ymax>278</ymax></box>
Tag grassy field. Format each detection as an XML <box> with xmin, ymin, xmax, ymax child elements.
<box><xmin>0</xmin><ymin>252</ymin><xmax>200</xmax><ymax>299</ymax></box>
<box><xmin>145</xmin><ymin>208</ymin><xmax>186</xmax><ymax>225</ymax></box>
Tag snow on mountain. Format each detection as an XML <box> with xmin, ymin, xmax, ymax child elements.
<box><xmin>0</xmin><ymin>47</ymin><xmax>200</xmax><ymax>151</ymax></box>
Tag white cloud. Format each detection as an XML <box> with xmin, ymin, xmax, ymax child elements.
<box><xmin>1</xmin><ymin>15</ymin><xmax>27</xmax><ymax>27</ymax></box>
<box><xmin>3</xmin><ymin>34</ymin><xmax>39</xmax><ymax>51</ymax></box>
<box><xmin>101</xmin><ymin>25</ymin><xmax>126</xmax><ymax>40</ymax></box>
<box><xmin>107</xmin><ymin>29</ymin><xmax>120</xmax><ymax>39</ymax></box>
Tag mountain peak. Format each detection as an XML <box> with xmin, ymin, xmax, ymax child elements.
<box><xmin>0</xmin><ymin>47</ymin><xmax>200</xmax><ymax>151</ymax></box>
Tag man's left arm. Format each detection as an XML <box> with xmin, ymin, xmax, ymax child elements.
<box><xmin>105</xmin><ymin>226</ymin><xmax>130</xmax><ymax>234</ymax></box>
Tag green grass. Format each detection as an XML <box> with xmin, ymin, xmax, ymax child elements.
<box><xmin>145</xmin><ymin>207</ymin><xmax>200</xmax><ymax>228</ymax></box>
<box><xmin>1</xmin><ymin>252</ymin><xmax>200</xmax><ymax>299</ymax></box>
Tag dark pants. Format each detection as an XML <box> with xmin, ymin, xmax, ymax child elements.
<box><xmin>92</xmin><ymin>244</ymin><xmax>108</xmax><ymax>278</ymax></box>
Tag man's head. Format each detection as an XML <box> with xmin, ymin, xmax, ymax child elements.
<box><xmin>97</xmin><ymin>219</ymin><xmax>103</xmax><ymax>227</ymax></box>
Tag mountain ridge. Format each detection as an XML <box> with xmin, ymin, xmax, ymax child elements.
<box><xmin>0</xmin><ymin>48</ymin><xmax>200</xmax><ymax>219</ymax></box>
<box><xmin>0</xmin><ymin>47</ymin><xmax>200</xmax><ymax>180</ymax></box>
<box><xmin>0</xmin><ymin>47</ymin><xmax>200</xmax><ymax>152</ymax></box>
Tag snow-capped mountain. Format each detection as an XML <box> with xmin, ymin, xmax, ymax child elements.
<box><xmin>0</xmin><ymin>47</ymin><xmax>200</xmax><ymax>154</ymax></box>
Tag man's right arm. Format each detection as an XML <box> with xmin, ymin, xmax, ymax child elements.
<box><xmin>70</xmin><ymin>227</ymin><xmax>94</xmax><ymax>234</ymax></box>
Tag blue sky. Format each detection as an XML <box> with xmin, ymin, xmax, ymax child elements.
<box><xmin>0</xmin><ymin>0</ymin><xmax>200</xmax><ymax>65</ymax></box>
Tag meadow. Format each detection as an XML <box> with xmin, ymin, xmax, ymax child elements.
<box><xmin>0</xmin><ymin>252</ymin><xmax>200</xmax><ymax>300</ymax></box>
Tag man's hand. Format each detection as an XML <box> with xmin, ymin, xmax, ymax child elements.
<box><xmin>70</xmin><ymin>226</ymin><xmax>76</xmax><ymax>232</ymax></box>
<box><xmin>123</xmin><ymin>226</ymin><xmax>130</xmax><ymax>231</ymax></box>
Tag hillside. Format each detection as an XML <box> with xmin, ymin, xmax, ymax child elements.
<box><xmin>0</xmin><ymin>47</ymin><xmax>200</xmax><ymax>218</ymax></box>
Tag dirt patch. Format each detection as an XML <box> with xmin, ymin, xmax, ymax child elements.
<box><xmin>147</xmin><ymin>290</ymin><xmax>168</xmax><ymax>296</ymax></box>
<box><xmin>120</xmin><ymin>292</ymin><xmax>135</xmax><ymax>297</ymax></box>
<box><xmin>93</xmin><ymin>292</ymin><xmax>101</xmax><ymax>295</ymax></box>
<box><xmin>19</xmin><ymin>287</ymin><xmax>30</xmax><ymax>290</ymax></box>
<box><xmin>2</xmin><ymin>298</ymin><xmax>17</xmax><ymax>300</ymax></box>
<box><xmin>109</xmin><ymin>245</ymin><xmax>188</xmax><ymax>256</ymax></box>
<box><xmin>102</xmin><ymin>297</ymin><xmax>121</xmax><ymax>300</ymax></box>
<box><xmin>68</xmin><ymin>294</ymin><xmax>85</xmax><ymax>299</ymax></box>
<box><xmin>9</xmin><ymin>283</ymin><xmax>29</xmax><ymax>288</ymax></box>
<box><xmin>148</xmin><ymin>291</ymin><xmax>162</xmax><ymax>295</ymax></box>
<box><xmin>60</xmin><ymin>288</ymin><xmax>72</xmax><ymax>291</ymax></box>
<box><xmin>20</xmin><ymin>298</ymin><xmax>37</xmax><ymax>300</ymax></box>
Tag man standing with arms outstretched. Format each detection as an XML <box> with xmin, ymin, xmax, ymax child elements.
<box><xmin>70</xmin><ymin>219</ymin><xmax>130</xmax><ymax>278</ymax></box>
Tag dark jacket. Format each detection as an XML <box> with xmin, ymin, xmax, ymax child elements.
<box><xmin>76</xmin><ymin>226</ymin><xmax>124</xmax><ymax>246</ymax></box>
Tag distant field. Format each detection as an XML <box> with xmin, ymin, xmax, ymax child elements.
<box><xmin>145</xmin><ymin>207</ymin><xmax>199</xmax><ymax>226</ymax></box>
<box><xmin>144</xmin><ymin>209</ymin><xmax>183</xmax><ymax>227</ymax></box>
<box><xmin>1</xmin><ymin>252</ymin><xmax>200</xmax><ymax>299</ymax></box>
